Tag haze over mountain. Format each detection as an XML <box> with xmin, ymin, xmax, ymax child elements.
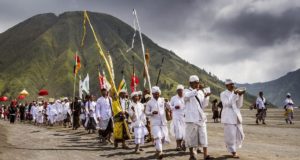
<box><xmin>239</xmin><ymin>69</ymin><xmax>300</xmax><ymax>107</ymax></box>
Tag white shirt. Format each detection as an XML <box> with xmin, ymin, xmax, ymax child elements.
<box><xmin>85</xmin><ymin>101</ymin><xmax>97</xmax><ymax>118</ymax></box>
<box><xmin>129</xmin><ymin>101</ymin><xmax>147</xmax><ymax>128</ymax></box>
<box><xmin>220</xmin><ymin>90</ymin><xmax>243</xmax><ymax>124</ymax></box>
<box><xmin>170</xmin><ymin>95</ymin><xmax>185</xmax><ymax>120</ymax></box>
<box><xmin>96</xmin><ymin>97</ymin><xmax>112</xmax><ymax>120</ymax></box>
<box><xmin>145</xmin><ymin>97</ymin><xmax>167</xmax><ymax>126</ymax></box>
<box><xmin>284</xmin><ymin>98</ymin><xmax>294</xmax><ymax>110</ymax></box>
<box><xmin>62</xmin><ymin>102</ymin><xmax>71</xmax><ymax>115</ymax></box>
<box><xmin>120</xmin><ymin>98</ymin><xmax>129</xmax><ymax>113</ymax></box>
<box><xmin>184</xmin><ymin>88</ymin><xmax>209</xmax><ymax>125</ymax></box>
<box><xmin>30</xmin><ymin>105</ymin><xmax>37</xmax><ymax>116</ymax></box>
<box><xmin>47</xmin><ymin>104</ymin><xmax>57</xmax><ymax>116</ymax></box>
<box><xmin>256</xmin><ymin>97</ymin><xmax>266</xmax><ymax>109</ymax></box>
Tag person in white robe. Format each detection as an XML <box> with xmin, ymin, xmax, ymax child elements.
<box><xmin>145</xmin><ymin>86</ymin><xmax>170</xmax><ymax>159</ymax></box>
<box><xmin>30</xmin><ymin>103</ymin><xmax>38</xmax><ymax>124</ymax></box>
<box><xmin>85</xmin><ymin>95</ymin><xmax>97</xmax><ymax>133</ymax></box>
<box><xmin>256</xmin><ymin>91</ymin><xmax>267</xmax><ymax>125</ymax></box>
<box><xmin>184</xmin><ymin>75</ymin><xmax>212</xmax><ymax>160</ymax></box>
<box><xmin>54</xmin><ymin>100</ymin><xmax>63</xmax><ymax>125</ymax></box>
<box><xmin>62</xmin><ymin>98</ymin><xmax>72</xmax><ymax>128</ymax></box>
<box><xmin>129</xmin><ymin>91</ymin><xmax>148</xmax><ymax>153</ymax></box>
<box><xmin>170</xmin><ymin>84</ymin><xmax>186</xmax><ymax>151</ymax></box>
<box><xmin>220</xmin><ymin>79</ymin><xmax>245</xmax><ymax>158</ymax></box>
<box><xmin>96</xmin><ymin>88</ymin><xmax>114</xmax><ymax>145</ymax></box>
<box><xmin>47</xmin><ymin>99</ymin><xmax>57</xmax><ymax>126</ymax></box>
<box><xmin>36</xmin><ymin>102</ymin><xmax>44</xmax><ymax>126</ymax></box>
<box><xmin>119</xmin><ymin>89</ymin><xmax>132</xmax><ymax>132</ymax></box>
<box><xmin>284</xmin><ymin>93</ymin><xmax>294</xmax><ymax>124</ymax></box>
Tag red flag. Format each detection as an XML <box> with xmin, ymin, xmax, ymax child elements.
<box><xmin>98</xmin><ymin>72</ymin><xmax>105</xmax><ymax>90</ymax></box>
<box><xmin>73</xmin><ymin>54</ymin><xmax>81</xmax><ymax>75</ymax></box>
<box><xmin>130</xmin><ymin>75</ymin><xmax>139</xmax><ymax>92</ymax></box>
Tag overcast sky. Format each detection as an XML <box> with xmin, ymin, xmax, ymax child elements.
<box><xmin>1</xmin><ymin>0</ymin><xmax>300</xmax><ymax>83</ymax></box>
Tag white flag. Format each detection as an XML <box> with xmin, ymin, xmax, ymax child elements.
<box><xmin>82</xmin><ymin>73</ymin><xmax>90</xmax><ymax>94</ymax></box>
<box><xmin>79</xmin><ymin>75</ymin><xmax>83</xmax><ymax>99</ymax></box>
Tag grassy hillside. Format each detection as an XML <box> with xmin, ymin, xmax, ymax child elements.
<box><xmin>0</xmin><ymin>11</ymin><xmax>256</xmax><ymax>107</ymax></box>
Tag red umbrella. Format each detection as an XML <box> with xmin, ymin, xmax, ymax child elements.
<box><xmin>18</xmin><ymin>95</ymin><xmax>26</xmax><ymax>100</ymax></box>
<box><xmin>38</xmin><ymin>89</ymin><xmax>48</xmax><ymax>96</ymax></box>
<box><xmin>0</xmin><ymin>96</ymin><xmax>8</xmax><ymax>102</ymax></box>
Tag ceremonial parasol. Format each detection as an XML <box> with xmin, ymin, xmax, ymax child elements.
<box><xmin>38</xmin><ymin>89</ymin><xmax>48</xmax><ymax>96</ymax></box>
<box><xmin>19</xmin><ymin>89</ymin><xmax>29</xmax><ymax>96</ymax></box>
<box><xmin>18</xmin><ymin>95</ymin><xmax>26</xmax><ymax>100</ymax></box>
<box><xmin>0</xmin><ymin>96</ymin><xmax>8</xmax><ymax>102</ymax></box>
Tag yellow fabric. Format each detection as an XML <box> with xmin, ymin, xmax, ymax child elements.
<box><xmin>112</xmin><ymin>99</ymin><xmax>122</xmax><ymax>116</ymax></box>
<box><xmin>82</xmin><ymin>11</ymin><xmax>131</xmax><ymax>140</ymax></box>
<box><xmin>113</xmin><ymin>122</ymin><xmax>124</xmax><ymax>140</ymax></box>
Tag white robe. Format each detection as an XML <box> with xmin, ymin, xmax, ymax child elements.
<box><xmin>85</xmin><ymin>101</ymin><xmax>97</xmax><ymax>127</ymax></box>
<box><xmin>169</xmin><ymin>95</ymin><xmax>185</xmax><ymax>140</ymax></box>
<box><xmin>47</xmin><ymin>104</ymin><xmax>58</xmax><ymax>124</ymax></box>
<box><xmin>36</xmin><ymin>106</ymin><xmax>44</xmax><ymax>124</ymax></box>
<box><xmin>145</xmin><ymin>97</ymin><xmax>170</xmax><ymax>142</ymax></box>
<box><xmin>184</xmin><ymin>88</ymin><xmax>209</xmax><ymax>148</ymax></box>
<box><xmin>30</xmin><ymin>105</ymin><xmax>38</xmax><ymax>121</ymax></box>
<box><xmin>62</xmin><ymin>102</ymin><xmax>71</xmax><ymax>120</ymax></box>
<box><xmin>54</xmin><ymin>103</ymin><xmax>64</xmax><ymax>122</ymax></box>
<box><xmin>129</xmin><ymin>102</ymin><xmax>148</xmax><ymax>144</ymax></box>
<box><xmin>220</xmin><ymin>90</ymin><xmax>245</xmax><ymax>153</ymax></box>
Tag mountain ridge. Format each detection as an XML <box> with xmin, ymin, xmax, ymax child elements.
<box><xmin>0</xmin><ymin>11</ymin><xmax>256</xmax><ymax>107</ymax></box>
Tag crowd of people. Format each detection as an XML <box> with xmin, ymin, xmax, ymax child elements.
<box><xmin>0</xmin><ymin>75</ymin><xmax>296</xmax><ymax>160</ymax></box>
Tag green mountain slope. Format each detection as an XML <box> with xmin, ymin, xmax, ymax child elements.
<box><xmin>0</xmin><ymin>11</ymin><xmax>255</xmax><ymax>106</ymax></box>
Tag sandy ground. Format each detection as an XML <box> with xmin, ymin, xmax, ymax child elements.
<box><xmin>0</xmin><ymin>108</ymin><xmax>300</xmax><ymax>160</ymax></box>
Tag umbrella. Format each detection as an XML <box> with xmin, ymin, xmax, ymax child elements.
<box><xmin>0</xmin><ymin>96</ymin><xmax>8</xmax><ymax>102</ymax></box>
<box><xmin>18</xmin><ymin>95</ymin><xmax>26</xmax><ymax>100</ymax></box>
<box><xmin>20</xmin><ymin>89</ymin><xmax>29</xmax><ymax>96</ymax></box>
<box><xmin>38</xmin><ymin>89</ymin><xmax>48</xmax><ymax>96</ymax></box>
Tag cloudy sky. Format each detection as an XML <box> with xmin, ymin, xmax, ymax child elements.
<box><xmin>1</xmin><ymin>0</ymin><xmax>300</xmax><ymax>83</ymax></box>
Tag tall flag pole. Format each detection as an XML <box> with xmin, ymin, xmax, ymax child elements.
<box><xmin>156</xmin><ymin>57</ymin><xmax>165</xmax><ymax>86</ymax></box>
<box><xmin>143</xmin><ymin>48</ymin><xmax>150</xmax><ymax>88</ymax></box>
<box><xmin>117</xmin><ymin>70</ymin><xmax>127</xmax><ymax>94</ymax></box>
<box><xmin>132</xmin><ymin>9</ymin><xmax>152</xmax><ymax>94</ymax></box>
<box><xmin>81</xmin><ymin>10</ymin><xmax>131</xmax><ymax>140</ymax></box>
<box><xmin>72</xmin><ymin>51</ymin><xmax>81</xmax><ymax>129</ymax></box>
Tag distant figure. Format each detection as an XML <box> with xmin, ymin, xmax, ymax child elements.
<box><xmin>85</xmin><ymin>95</ymin><xmax>97</xmax><ymax>134</ymax></box>
<box><xmin>19</xmin><ymin>103</ymin><xmax>26</xmax><ymax>122</ymax></box>
<box><xmin>220</xmin><ymin>79</ymin><xmax>245</xmax><ymax>159</ymax></box>
<box><xmin>71</xmin><ymin>97</ymin><xmax>81</xmax><ymax>130</ymax></box>
<box><xmin>0</xmin><ymin>105</ymin><xmax>3</xmax><ymax>119</ymax></box>
<box><xmin>256</xmin><ymin>91</ymin><xmax>267</xmax><ymax>125</ymax></box>
<box><xmin>217</xmin><ymin>101</ymin><xmax>223</xmax><ymax>119</ymax></box>
<box><xmin>8</xmin><ymin>101</ymin><xmax>17</xmax><ymax>124</ymax></box>
<box><xmin>284</xmin><ymin>93</ymin><xmax>294</xmax><ymax>124</ymax></box>
<box><xmin>211</xmin><ymin>99</ymin><xmax>219</xmax><ymax>123</ymax></box>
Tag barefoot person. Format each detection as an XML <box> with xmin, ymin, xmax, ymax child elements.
<box><xmin>256</xmin><ymin>91</ymin><xmax>267</xmax><ymax>125</ymax></box>
<box><xmin>220</xmin><ymin>79</ymin><xmax>245</xmax><ymax>158</ymax></box>
<box><xmin>184</xmin><ymin>75</ymin><xmax>212</xmax><ymax>160</ymax></box>
<box><xmin>170</xmin><ymin>84</ymin><xmax>186</xmax><ymax>151</ymax></box>
<box><xmin>129</xmin><ymin>92</ymin><xmax>148</xmax><ymax>153</ymax></box>
<box><xmin>211</xmin><ymin>99</ymin><xmax>219</xmax><ymax>123</ymax></box>
<box><xmin>145</xmin><ymin>86</ymin><xmax>170</xmax><ymax>159</ymax></box>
